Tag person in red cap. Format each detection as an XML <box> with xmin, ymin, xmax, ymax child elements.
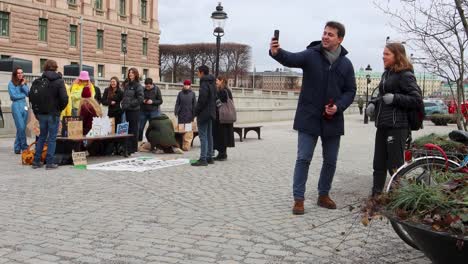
<box><xmin>78</xmin><ymin>85</ymin><xmax>102</xmax><ymax>135</ymax></box>
<box><xmin>174</xmin><ymin>79</ymin><xmax>197</xmax><ymax>151</ymax></box>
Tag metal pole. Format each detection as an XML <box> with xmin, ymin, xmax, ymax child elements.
<box><xmin>253</xmin><ymin>66</ymin><xmax>255</xmax><ymax>89</ymax></box>
<box><xmin>364</xmin><ymin>81</ymin><xmax>369</xmax><ymax>124</ymax></box>
<box><xmin>422</xmin><ymin>69</ymin><xmax>426</xmax><ymax>98</ymax></box>
<box><xmin>215</xmin><ymin>33</ymin><xmax>221</xmax><ymax>77</ymax></box>
<box><xmin>79</xmin><ymin>16</ymin><xmax>83</xmax><ymax>72</ymax></box>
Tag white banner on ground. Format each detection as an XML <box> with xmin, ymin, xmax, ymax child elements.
<box><xmin>86</xmin><ymin>157</ymin><xmax>190</xmax><ymax>172</ymax></box>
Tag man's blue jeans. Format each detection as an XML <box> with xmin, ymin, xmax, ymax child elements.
<box><xmin>293</xmin><ymin>132</ymin><xmax>341</xmax><ymax>200</ymax></box>
<box><xmin>138</xmin><ymin>110</ymin><xmax>160</xmax><ymax>141</ymax></box>
<box><xmin>34</xmin><ymin>114</ymin><xmax>59</xmax><ymax>164</ymax></box>
<box><xmin>197</xmin><ymin>119</ymin><xmax>213</xmax><ymax>161</ymax></box>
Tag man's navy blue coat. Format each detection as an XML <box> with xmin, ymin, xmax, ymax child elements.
<box><xmin>270</xmin><ymin>41</ymin><xmax>356</xmax><ymax>137</ymax></box>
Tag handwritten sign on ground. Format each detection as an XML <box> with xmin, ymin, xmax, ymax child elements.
<box><xmin>86</xmin><ymin>157</ymin><xmax>190</xmax><ymax>172</ymax></box>
<box><xmin>72</xmin><ymin>151</ymin><xmax>87</xmax><ymax>166</ymax></box>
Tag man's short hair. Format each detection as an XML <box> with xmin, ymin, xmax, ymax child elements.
<box><xmin>325</xmin><ymin>21</ymin><xmax>345</xmax><ymax>38</ymax></box>
<box><xmin>197</xmin><ymin>65</ymin><xmax>210</xmax><ymax>75</ymax></box>
<box><xmin>43</xmin><ymin>60</ymin><xmax>58</xmax><ymax>72</ymax></box>
<box><xmin>144</xmin><ymin>78</ymin><xmax>153</xmax><ymax>85</ymax></box>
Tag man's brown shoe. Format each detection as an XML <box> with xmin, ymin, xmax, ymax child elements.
<box><xmin>317</xmin><ymin>195</ymin><xmax>337</xmax><ymax>209</ymax></box>
<box><xmin>292</xmin><ymin>199</ymin><xmax>305</xmax><ymax>215</ymax></box>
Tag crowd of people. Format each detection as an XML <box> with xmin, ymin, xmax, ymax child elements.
<box><xmin>7</xmin><ymin>20</ymin><xmax>423</xmax><ymax>214</ymax></box>
<box><xmin>8</xmin><ymin>62</ymin><xmax>236</xmax><ymax>169</ymax></box>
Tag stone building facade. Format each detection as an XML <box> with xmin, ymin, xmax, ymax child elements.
<box><xmin>0</xmin><ymin>0</ymin><xmax>160</xmax><ymax>80</ymax></box>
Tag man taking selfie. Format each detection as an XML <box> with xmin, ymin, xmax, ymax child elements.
<box><xmin>270</xmin><ymin>21</ymin><xmax>356</xmax><ymax>214</ymax></box>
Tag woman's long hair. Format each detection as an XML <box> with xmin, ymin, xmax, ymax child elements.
<box><xmin>216</xmin><ymin>76</ymin><xmax>228</xmax><ymax>91</ymax></box>
<box><xmin>385</xmin><ymin>42</ymin><xmax>413</xmax><ymax>72</ymax></box>
<box><xmin>11</xmin><ymin>67</ymin><xmax>23</xmax><ymax>86</ymax></box>
<box><xmin>108</xmin><ymin>76</ymin><xmax>120</xmax><ymax>99</ymax></box>
<box><xmin>123</xmin><ymin>68</ymin><xmax>140</xmax><ymax>89</ymax></box>
<box><xmin>78</xmin><ymin>97</ymin><xmax>103</xmax><ymax>117</ymax></box>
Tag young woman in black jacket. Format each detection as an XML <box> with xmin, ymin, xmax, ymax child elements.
<box><xmin>102</xmin><ymin>76</ymin><xmax>124</xmax><ymax>131</ymax></box>
<box><xmin>366</xmin><ymin>42</ymin><xmax>422</xmax><ymax>196</ymax></box>
<box><xmin>213</xmin><ymin>76</ymin><xmax>235</xmax><ymax>160</ymax></box>
<box><xmin>121</xmin><ymin>68</ymin><xmax>144</xmax><ymax>153</ymax></box>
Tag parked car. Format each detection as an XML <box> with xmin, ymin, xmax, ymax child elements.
<box><xmin>424</xmin><ymin>100</ymin><xmax>448</xmax><ymax>117</ymax></box>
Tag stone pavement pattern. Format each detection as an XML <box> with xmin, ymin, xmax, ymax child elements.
<box><xmin>0</xmin><ymin>113</ymin><xmax>455</xmax><ymax>264</ymax></box>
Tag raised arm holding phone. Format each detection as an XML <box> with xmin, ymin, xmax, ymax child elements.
<box><xmin>270</xmin><ymin>21</ymin><xmax>357</xmax><ymax>215</ymax></box>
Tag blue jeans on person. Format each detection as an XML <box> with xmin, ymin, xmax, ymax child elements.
<box><xmin>293</xmin><ymin>132</ymin><xmax>341</xmax><ymax>200</ymax></box>
<box><xmin>12</xmin><ymin>102</ymin><xmax>28</xmax><ymax>152</ymax></box>
<box><xmin>197</xmin><ymin>119</ymin><xmax>213</xmax><ymax>161</ymax></box>
<box><xmin>138</xmin><ymin>110</ymin><xmax>161</xmax><ymax>141</ymax></box>
<box><xmin>34</xmin><ymin>114</ymin><xmax>60</xmax><ymax>165</ymax></box>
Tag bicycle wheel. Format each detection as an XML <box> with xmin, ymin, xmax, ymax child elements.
<box><xmin>385</xmin><ymin>157</ymin><xmax>460</xmax><ymax>250</ymax></box>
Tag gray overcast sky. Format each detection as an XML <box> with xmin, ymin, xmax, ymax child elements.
<box><xmin>159</xmin><ymin>0</ymin><xmax>413</xmax><ymax>73</ymax></box>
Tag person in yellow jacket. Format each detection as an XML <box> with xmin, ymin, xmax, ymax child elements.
<box><xmin>60</xmin><ymin>83</ymin><xmax>72</xmax><ymax>118</ymax></box>
<box><xmin>70</xmin><ymin>71</ymin><xmax>95</xmax><ymax>116</ymax></box>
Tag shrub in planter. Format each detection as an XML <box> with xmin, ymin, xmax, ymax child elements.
<box><xmin>412</xmin><ymin>133</ymin><xmax>468</xmax><ymax>154</ymax></box>
<box><xmin>430</xmin><ymin>114</ymin><xmax>453</xmax><ymax>126</ymax></box>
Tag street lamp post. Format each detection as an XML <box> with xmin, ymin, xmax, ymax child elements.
<box><xmin>364</xmin><ymin>64</ymin><xmax>373</xmax><ymax>124</ymax></box>
<box><xmin>79</xmin><ymin>16</ymin><xmax>83</xmax><ymax>72</ymax></box>
<box><xmin>211</xmin><ymin>2</ymin><xmax>228</xmax><ymax>77</ymax></box>
<box><xmin>410</xmin><ymin>53</ymin><xmax>427</xmax><ymax>98</ymax></box>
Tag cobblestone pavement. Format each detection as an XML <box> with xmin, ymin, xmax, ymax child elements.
<box><xmin>0</xmin><ymin>113</ymin><xmax>456</xmax><ymax>264</ymax></box>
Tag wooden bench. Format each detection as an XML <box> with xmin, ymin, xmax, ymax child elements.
<box><xmin>56</xmin><ymin>134</ymin><xmax>134</xmax><ymax>157</ymax></box>
<box><xmin>233</xmin><ymin>125</ymin><xmax>262</xmax><ymax>142</ymax></box>
<box><xmin>174</xmin><ymin>131</ymin><xmax>199</xmax><ymax>148</ymax></box>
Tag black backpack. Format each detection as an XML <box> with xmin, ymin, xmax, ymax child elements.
<box><xmin>29</xmin><ymin>77</ymin><xmax>50</xmax><ymax>114</ymax></box>
<box><xmin>407</xmin><ymin>84</ymin><xmax>425</xmax><ymax>131</ymax></box>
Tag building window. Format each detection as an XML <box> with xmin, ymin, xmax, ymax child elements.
<box><xmin>119</xmin><ymin>0</ymin><xmax>126</xmax><ymax>15</ymax></box>
<box><xmin>0</xmin><ymin>12</ymin><xmax>9</xmax><ymax>37</ymax></box>
<box><xmin>69</xmin><ymin>25</ymin><xmax>77</xmax><ymax>47</ymax></box>
<box><xmin>121</xmin><ymin>34</ymin><xmax>127</xmax><ymax>53</ymax></box>
<box><xmin>1</xmin><ymin>55</ymin><xmax>10</xmax><ymax>59</ymax></box>
<box><xmin>141</xmin><ymin>0</ymin><xmax>147</xmax><ymax>20</ymax></box>
<box><xmin>40</xmin><ymin>58</ymin><xmax>47</xmax><ymax>72</ymax></box>
<box><xmin>68</xmin><ymin>0</ymin><xmax>76</xmax><ymax>4</ymax></box>
<box><xmin>98</xmin><ymin>64</ymin><xmax>104</xmax><ymax>78</ymax></box>
<box><xmin>121</xmin><ymin>66</ymin><xmax>128</xmax><ymax>80</ymax></box>
<box><xmin>143</xmin><ymin>69</ymin><xmax>148</xmax><ymax>80</ymax></box>
<box><xmin>95</xmin><ymin>0</ymin><xmax>103</xmax><ymax>10</ymax></box>
<box><xmin>71</xmin><ymin>61</ymin><xmax>78</xmax><ymax>65</ymax></box>
<box><xmin>97</xmin><ymin>30</ymin><xmax>104</xmax><ymax>50</ymax></box>
<box><xmin>142</xmin><ymin>38</ymin><xmax>148</xmax><ymax>56</ymax></box>
<box><xmin>38</xmin><ymin>19</ymin><xmax>48</xmax><ymax>42</ymax></box>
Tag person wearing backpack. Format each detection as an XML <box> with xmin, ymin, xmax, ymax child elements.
<box><xmin>29</xmin><ymin>60</ymin><xmax>69</xmax><ymax>169</ymax></box>
<box><xmin>174</xmin><ymin>79</ymin><xmax>196</xmax><ymax>151</ymax></box>
<box><xmin>365</xmin><ymin>42</ymin><xmax>422</xmax><ymax>196</ymax></box>
<box><xmin>8</xmin><ymin>67</ymin><xmax>29</xmax><ymax>154</ymax></box>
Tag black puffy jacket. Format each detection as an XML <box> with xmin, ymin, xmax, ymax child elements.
<box><xmin>371</xmin><ymin>69</ymin><xmax>422</xmax><ymax>129</ymax></box>
<box><xmin>37</xmin><ymin>71</ymin><xmax>68</xmax><ymax>116</ymax></box>
<box><xmin>195</xmin><ymin>74</ymin><xmax>217</xmax><ymax>122</ymax></box>
<box><xmin>121</xmin><ymin>81</ymin><xmax>144</xmax><ymax>112</ymax></box>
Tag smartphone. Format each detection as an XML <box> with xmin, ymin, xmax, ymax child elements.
<box><xmin>273</xmin><ymin>30</ymin><xmax>280</xmax><ymax>41</ymax></box>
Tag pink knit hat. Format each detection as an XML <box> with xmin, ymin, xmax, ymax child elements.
<box><xmin>78</xmin><ymin>71</ymin><xmax>90</xmax><ymax>81</ymax></box>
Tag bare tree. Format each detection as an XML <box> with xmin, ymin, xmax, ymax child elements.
<box><xmin>376</xmin><ymin>0</ymin><xmax>468</xmax><ymax>130</ymax></box>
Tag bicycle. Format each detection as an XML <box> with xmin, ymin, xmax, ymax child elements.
<box><xmin>384</xmin><ymin>130</ymin><xmax>468</xmax><ymax>250</ymax></box>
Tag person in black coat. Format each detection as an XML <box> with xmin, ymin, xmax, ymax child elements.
<box><xmin>192</xmin><ymin>65</ymin><xmax>217</xmax><ymax>166</ymax></box>
<box><xmin>213</xmin><ymin>76</ymin><xmax>235</xmax><ymax>161</ymax></box>
<box><xmin>138</xmin><ymin>78</ymin><xmax>163</xmax><ymax>141</ymax></box>
<box><xmin>270</xmin><ymin>21</ymin><xmax>356</xmax><ymax>214</ymax></box>
<box><xmin>121</xmin><ymin>68</ymin><xmax>144</xmax><ymax>154</ymax></box>
<box><xmin>102</xmin><ymin>76</ymin><xmax>124</xmax><ymax>131</ymax></box>
<box><xmin>90</xmin><ymin>77</ymin><xmax>102</xmax><ymax>104</ymax></box>
<box><xmin>366</xmin><ymin>42</ymin><xmax>422</xmax><ymax>197</ymax></box>
<box><xmin>174</xmin><ymin>79</ymin><xmax>196</xmax><ymax>124</ymax></box>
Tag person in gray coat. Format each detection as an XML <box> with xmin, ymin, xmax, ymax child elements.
<box><xmin>174</xmin><ymin>79</ymin><xmax>196</xmax><ymax>124</ymax></box>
